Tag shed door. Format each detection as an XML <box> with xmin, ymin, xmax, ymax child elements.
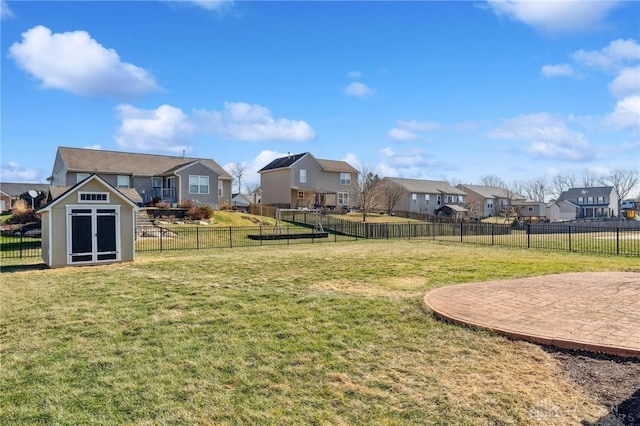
<box><xmin>68</xmin><ymin>207</ymin><xmax>120</xmax><ymax>264</ymax></box>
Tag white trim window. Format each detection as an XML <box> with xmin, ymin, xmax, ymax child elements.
<box><xmin>218</xmin><ymin>181</ymin><xmax>223</xmax><ymax>197</ymax></box>
<box><xmin>77</xmin><ymin>173</ymin><xmax>90</xmax><ymax>183</ymax></box>
<box><xmin>338</xmin><ymin>192</ymin><xmax>349</xmax><ymax>205</ymax></box>
<box><xmin>437</xmin><ymin>195</ymin><xmax>441</xmax><ymax>205</ymax></box>
<box><xmin>189</xmin><ymin>175</ymin><xmax>209</xmax><ymax>194</ymax></box>
<box><xmin>299</xmin><ymin>169</ymin><xmax>307</xmax><ymax>183</ymax></box>
<box><xmin>412</xmin><ymin>193</ymin><xmax>417</xmax><ymax>205</ymax></box>
<box><xmin>528</xmin><ymin>207</ymin><xmax>534</xmax><ymax>212</ymax></box>
<box><xmin>446</xmin><ymin>195</ymin><xmax>453</xmax><ymax>203</ymax></box>
<box><xmin>340</xmin><ymin>173</ymin><xmax>351</xmax><ymax>185</ymax></box>
<box><xmin>78</xmin><ymin>192</ymin><xmax>110</xmax><ymax>203</ymax></box>
<box><xmin>117</xmin><ymin>175</ymin><xmax>130</xmax><ymax>188</ymax></box>
<box><xmin>487</xmin><ymin>200</ymin><xmax>494</xmax><ymax>209</ymax></box>
<box><xmin>424</xmin><ymin>194</ymin><xmax>429</xmax><ymax>205</ymax></box>
<box><xmin>298</xmin><ymin>191</ymin><xmax>304</xmax><ymax>199</ymax></box>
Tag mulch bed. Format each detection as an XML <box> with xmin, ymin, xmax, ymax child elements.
<box><xmin>547</xmin><ymin>347</ymin><xmax>640</xmax><ymax>425</ymax></box>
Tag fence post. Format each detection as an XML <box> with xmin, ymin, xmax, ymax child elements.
<box><xmin>229</xmin><ymin>227</ymin><xmax>233</xmax><ymax>248</ymax></box>
<box><xmin>491</xmin><ymin>223</ymin><xmax>495</xmax><ymax>246</ymax></box>
<box><xmin>568</xmin><ymin>225</ymin><xmax>571</xmax><ymax>252</ymax></box>
<box><xmin>408</xmin><ymin>222</ymin><xmax>411</xmax><ymax>240</ymax></box>
<box><xmin>616</xmin><ymin>227</ymin><xmax>620</xmax><ymax>255</ymax></box>
<box><xmin>527</xmin><ymin>224</ymin><xmax>531</xmax><ymax>249</ymax></box>
<box><xmin>432</xmin><ymin>222</ymin><xmax>435</xmax><ymax>240</ymax></box>
<box><xmin>260</xmin><ymin>225</ymin><xmax>263</xmax><ymax>246</ymax></box>
<box><xmin>19</xmin><ymin>231</ymin><xmax>23</xmax><ymax>259</ymax></box>
<box><xmin>159</xmin><ymin>228</ymin><xmax>163</xmax><ymax>252</ymax></box>
<box><xmin>196</xmin><ymin>227</ymin><xmax>200</xmax><ymax>250</ymax></box>
<box><xmin>460</xmin><ymin>222</ymin><xmax>463</xmax><ymax>243</ymax></box>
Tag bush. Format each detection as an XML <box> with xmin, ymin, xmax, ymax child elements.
<box><xmin>186</xmin><ymin>205</ymin><xmax>214</xmax><ymax>221</ymax></box>
<box><xmin>155</xmin><ymin>200</ymin><xmax>171</xmax><ymax>209</ymax></box>
<box><xmin>178</xmin><ymin>199</ymin><xmax>195</xmax><ymax>209</ymax></box>
<box><xmin>10</xmin><ymin>199</ymin><xmax>40</xmax><ymax>223</ymax></box>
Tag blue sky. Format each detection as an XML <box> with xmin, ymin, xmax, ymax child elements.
<box><xmin>1</xmin><ymin>0</ymin><xmax>639</xmax><ymax>193</ymax></box>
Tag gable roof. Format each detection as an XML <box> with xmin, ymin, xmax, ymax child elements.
<box><xmin>0</xmin><ymin>182</ymin><xmax>49</xmax><ymax>197</ymax></box>
<box><xmin>458</xmin><ymin>184</ymin><xmax>525</xmax><ymax>200</ymax></box>
<box><xmin>258</xmin><ymin>152</ymin><xmax>358</xmax><ymax>174</ymax></box>
<box><xmin>39</xmin><ymin>174</ymin><xmax>141</xmax><ymax>212</ymax></box>
<box><xmin>557</xmin><ymin>186</ymin><xmax>614</xmax><ymax>202</ymax></box>
<box><xmin>385</xmin><ymin>177</ymin><xmax>466</xmax><ymax>195</ymax></box>
<box><xmin>55</xmin><ymin>147</ymin><xmax>231</xmax><ymax>180</ymax></box>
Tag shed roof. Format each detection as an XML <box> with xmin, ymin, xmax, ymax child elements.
<box><xmin>40</xmin><ymin>175</ymin><xmax>141</xmax><ymax>212</ymax></box>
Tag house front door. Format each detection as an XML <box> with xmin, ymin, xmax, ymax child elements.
<box><xmin>68</xmin><ymin>206</ymin><xmax>120</xmax><ymax>264</ymax></box>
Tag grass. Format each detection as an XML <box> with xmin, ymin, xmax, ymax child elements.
<box><xmin>2</xmin><ymin>240</ymin><xmax>638</xmax><ymax>424</ymax></box>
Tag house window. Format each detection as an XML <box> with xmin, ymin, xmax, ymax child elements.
<box><xmin>587</xmin><ymin>197</ymin><xmax>594</xmax><ymax>204</ymax></box>
<box><xmin>487</xmin><ymin>201</ymin><xmax>494</xmax><ymax>209</ymax></box>
<box><xmin>338</xmin><ymin>192</ymin><xmax>349</xmax><ymax>205</ymax></box>
<box><xmin>189</xmin><ymin>175</ymin><xmax>209</xmax><ymax>194</ymax></box>
<box><xmin>424</xmin><ymin>194</ymin><xmax>429</xmax><ymax>205</ymax></box>
<box><xmin>597</xmin><ymin>196</ymin><xmax>604</xmax><ymax>204</ymax></box>
<box><xmin>437</xmin><ymin>195</ymin><xmax>441</xmax><ymax>205</ymax></box>
<box><xmin>77</xmin><ymin>173</ymin><xmax>90</xmax><ymax>183</ymax></box>
<box><xmin>78</xmin><ymin>192</ymin><xmax>109</xmax><ymax>203</ymax></box>
<box><xmin>578</xmin><ymin>197</ymin><xmax>584</xmax><ymax>204</ymax></box>
<box><xmin>299</xmin><ymin>169</ymin><xmax>307</xmax><ymax>183</ymax></box>
<box><xmin>412</xmin><ymin>194</ymin><xmax>417</xmax><ymax>205</ymax></box>
<box><xmin>446</xmin><ymin>195</ymin><xmax>453</xmax><ymax>203</ymax></box>
<box><xmin>117</xmin><ymin>175</ymin><xmax>130</xmax><ymax>188</ymax></box>
<box><xmin>298</xmin><ymin>191</ymin><xmax>304</xmax><ymax>199</ymax></box>
<box><xmin>340</xmin><ymin>173</ymin><xmax>351</xmax><ymax>185</ymax></box>
<box><xmin>528</xmin><ymin>207</ymin><xmax>534</xmax><ymax>212</ymax></box>
<box><xmin>218</xmin><ymin>181</ymin><xmax>223</xmax><ymax>197</ymax></box>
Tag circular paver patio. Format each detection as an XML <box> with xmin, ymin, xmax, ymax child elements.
<box><xmin>424</xmin><ymin>272</ymin><xmax>640</xmax><ymax>358</ymax></box>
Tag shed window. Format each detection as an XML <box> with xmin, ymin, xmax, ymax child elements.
<box><xmin>78</xmin><ymin>192</ymin><xmax>109</xmax><ymax>203</ymax></box>
<box><xmin>189</xmin><ymin>175</ymin><xmax>209</xmax><ymax>194</ymax></box>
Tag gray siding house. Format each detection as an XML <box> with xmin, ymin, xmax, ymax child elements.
<box><xmin>381</xmin><ymin>177</ymin><xmax>466</xmax><ymax>215</ymax></box>
<box><xmin>554</xmin><ymin>186</ymin><xmax>618</xmax><ymax>219</ymax></box>
<box><xmin>258</xmin><ymin>153</ymin><xmax>358</xmax><ymax>209</ymax></box>
<box><xmin>49</xmin><ymin>147</ymin><xmax>232</xmax><ymax>208</ymax></box>
<box><xmin>456</xmin><ymin>184</ymin><xmax>526</xmax><ymax>217</ymax></box>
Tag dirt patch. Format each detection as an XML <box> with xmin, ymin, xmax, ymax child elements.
<box><xmin>548</xmin><ymin>348</ymin><xmax>640</xmax><ymax>425</ymax></box>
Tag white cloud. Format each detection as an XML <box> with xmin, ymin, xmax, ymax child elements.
<box><xmin>488</xmin><ymin>113</ymin><xmax>593</xmax><ymax>161</ymax></box>
<box><xmin>388</xmin><ymin>128</ymin><xmax>420</xmax><ymax>142</ymax></box>
<box><xmin>82</xmin><ymin>144</ymin><xmax>102</xmax><ymax>150</ymax></box>
<box><xmin>377</xmin><ymin>147</ymin><xmax>443</xmax><ymax>178</ymax></box>
<box><xmin>344</xmin><ymin>82</ymin><xmax>374</xmax><ymax>98</ymax></box>
<box><xmin>224</xmin><ymin>150</ymin><xmax>286</xmax><ymax>190</ymax></box>
<box><xmin>572</xmin><ymin>39</ymin><xmax>640</xmax><ymax>70</ymax></box>
<box><xmin>1</xmin><ymin>161</ymin><xmax>41</xmax><ymax>182</ymax></box>
<box><xmin>541</xmin><ymin>64</ymin><xmax>576</xmax><ymax>78</ymax></box>
<box><xmin>8</xmin><ymin>25</ymin><xmax>160</xmax><ymax>98</ymax></box>
<box><xmin>186</xmin><ymin>0</ymin><xmax>233</xmax><ymax>11</ymax></box>
<box><xmin>605</xmin><ymin>95</ymin><xmax>640</xmax><ymax>130</ymax></box>
<box><xmin>347</xmin><ymin>71</ymin><xmax>362</xmax><ymax>78</ymax></box>
<box><xmin>1</xmin><ymin>0</ymin><xmax>14</xmax><ymax>20</ymax></box>
<box><xmin>388</xmin><ymin>119</ymin><xmax>441</xmax><ymax>141</ymax></box>
<box><xmin>195</xmin><ymin>102</ymin><xmax>315</xmax><ymax>142</ymax></box>
<box><xmin>486</xmin><ymin>0</ymin><xmax>621</xmax><ymax>33</ymax></box>
<box><xmin>608</xmin><ymin>66</ymin><xmax>640</xmax><ymax>98</ymax></box>
<box><xmin>115</xmin><ymin>104</ymin><xmax>194</xmax><ymax>153</ymax></box>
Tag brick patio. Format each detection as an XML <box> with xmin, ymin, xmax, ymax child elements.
<box><xmin>424</xmin><ymin>272</ymin><xmax>640</xmax><ymax>358</ymax></box>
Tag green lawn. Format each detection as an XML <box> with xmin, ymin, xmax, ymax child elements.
<box><xmin>2</xmin><ymin>241</ymin><xmax>637</xmax><ymax>424</ymax></box>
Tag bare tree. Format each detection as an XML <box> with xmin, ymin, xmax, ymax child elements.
<box><xmin>550</xmin><ymin>173</ymin><xmax>576</xmax><ymax>199</ymax></box>
<box><xmin>581</xmin><ymin>170</ymin><xmax>599</xmax><ymax>188</ymax></box>
<box><xmin>349</xmin><ymin>165</ymin><xmax>381</xmax><ymax>222</ymax></box>
<box><xmin>230</xmin><ymin>163</ymin><xmax>246</xmax><ymax>195</ymax></box>
<box><xmin>480</xmin><ymin>174</ymin><xmax>505</xmax><ymax>187</ymax></box>
<box><xmin>378</xmin><ymin>179</ymin><xmax>405</xmax><ymax>215</ymax></box>
<box><xmin>521</xmin><ymin>177</ymin><xmax>549</xmax><ymax>202</ymax></box>
<box><xmin>599</xmin><ymin>169</ymin><xmax>639</xmax><ymax>207</ymax></box>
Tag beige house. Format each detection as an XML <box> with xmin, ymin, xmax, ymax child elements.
<box><xmin>39</xmin><ymin>174</ymin><xmax>139</xmax><ymax>268</ymax></box>
<box><xmin>49</xmin><ymin>147</ymin><xmax>232</xmax><ymax>208</ymax></box>
<box><xmin>258</xmin><ymin>152</ymin><xmax>358</xmax><ymax>209</ymax></box>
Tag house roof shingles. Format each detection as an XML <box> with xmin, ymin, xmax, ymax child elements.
<box><xmin>57</xmin><ymin>147</ymin><xmax>231</xmax><ymax>179</ymax></box>
<box><xmin>0</xmin><ymin>182</ymin><xmax>50</xmax><ymax>197</ymax></box>
<box><xmin>258</xmin><ymin>153</ymin><xmax>308</xmax><ymax>172</ymax></box>
<box><xmin>557</xmin><ymin>186</ymin><xmax>614</xmax><ymax>202</ymax></box>
<box><xmin>258</xmin><ymin>152</ymin><xmax>358</xmax><ymax>174</ymax></box>
<box><xmin>386</xmin><ymin>177</ymin><xmax>466</xmax><ymax>195</ymax></box>
<box><xmin>458</xmin><ymin>184</ymin><xmax>525</xmax><ymax>200</ymax></box>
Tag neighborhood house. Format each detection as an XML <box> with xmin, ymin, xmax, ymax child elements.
<box><xmin>49</xmin><ymin>147</ymin><xmax>233</xmax><ymax>208</ymax></box>
<box><xmin>258</xmin><ymin>152</ymin><xmax>358</xmax><ymax>210</ymax></box>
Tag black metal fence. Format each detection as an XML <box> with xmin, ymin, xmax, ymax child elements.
<box><xmin>2</xmin><ymin>221</ymin><xmax>639</xmax><ymax>262</ymax></box>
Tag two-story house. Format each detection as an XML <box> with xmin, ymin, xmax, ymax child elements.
<box><xmin>456</xmin><ymin>184</ymin><xmax>527</xmax><ymax>217</ymax></box>
<box><xmin>258</xmin><ymin>152</ymin><xmax>358</xmax><ymax>209</ymax></box>
<box><xmin>381</xmin><ymin>177</ymin><xmax>466</xmax><ymax>215</ymax></box>
<box><xmin>553</xmin><ymin>186</ymin><xmax>618</xmax><ymax>219</ymax></box>
<box><xmin>49</xmin><ymin>147</ymin><xmax>232</xmax><ymax>208</ymax></box>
